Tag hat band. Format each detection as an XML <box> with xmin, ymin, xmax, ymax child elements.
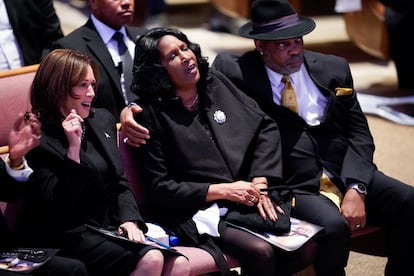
<box><xmin>252</xmin><ymin>14</ymin><xmax>301</xmax><ymax>34</ymax></box>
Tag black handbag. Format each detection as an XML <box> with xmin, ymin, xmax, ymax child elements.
<box><xmin>225</xmin><ymin>187</ymin><xmax>294</xmax><ymax>234</ymax></box>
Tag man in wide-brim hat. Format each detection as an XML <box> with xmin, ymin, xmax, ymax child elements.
<box><xmin>238</xmin><ymin>0</ymin><xmax>315</xmax><ymax>40</ymax></box>
<box><xmin>213</xmin><ymin>0</ymin><xmax>414</xmax><ymax>276</ymax></box>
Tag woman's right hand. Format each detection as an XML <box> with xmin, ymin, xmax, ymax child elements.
<box><xmin>207</xmin><ymin>181</ymin><xmax>261</xmax><ymax>206</ymax></box>
<box><xmin>8</xmin><ymin>112</ymin><xmax>41</xmax><ymax>167</ymax></box>
<box><xmin>62</xmin><ymin>109</ymin><xmax>84</xmax><ymax>163</ymax></box>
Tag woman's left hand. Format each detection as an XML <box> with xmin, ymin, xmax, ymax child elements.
<box><xmin>252</xmin><ymin>177</ymin><xmax>284</xmax><ymax>222</ymax></box>
<box><xmin>118</xmin><ymin>221</ymin><xmax>146</xmax><ymax>243</ymax></box>
<box><xmin>257</xmin><ymin>193</ymin><xmax>284</xmax><ymax>222</ymax></box>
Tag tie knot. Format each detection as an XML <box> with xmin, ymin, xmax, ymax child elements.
<box><xmin>281</xmin><ymin>75</ymin><xmax>291</xmax><ymax>84</ymax></box>
<box><xmin>113</xmin><ymin>31</ymin><xmax>127</xmax><ymax>55</ymax></box>
<box><xmin>112</xmin><ymin>31</ymin><xmax>124</xmax><ymax>41</ymax></box>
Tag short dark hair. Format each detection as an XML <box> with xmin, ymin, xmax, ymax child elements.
<box><xmin>131</xmin><ymin>27</ymin><xmax>209</xmax><ymax>103</ymax></box>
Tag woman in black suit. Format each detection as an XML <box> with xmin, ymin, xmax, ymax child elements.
<box><xmin>22</xmin><ymin>49</ymin><xmax>189</xmax><ymax>276</ymax></box>
<box><xmin>130</xmin><ymin>27</ymin><xmax>285</xmax><ymax>276</ymax></box>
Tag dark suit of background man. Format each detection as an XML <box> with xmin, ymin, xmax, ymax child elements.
<box><xmin>380</xmin><ymin>0</ymin><xmax>414</xmax><ymax>91</ymax></box>
<box><xmin>54</xmin><ymin>0</ymin><xmax>146</xmax><ymax>120</ymax></box>
<box><xmin>212</xmin><ymin>0</ymin><xmax>414</xmax><ymax>275</ymax></box>
<box><xmin>0</xmin><ymin>0</ymin><xmax>63</xmax><ymax>71</ymax></box>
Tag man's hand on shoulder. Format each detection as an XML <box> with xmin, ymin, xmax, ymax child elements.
<box><xmin>120</xmin><ymin>104</ymin><xmax>150</xmax><ymax>147</ymax></box>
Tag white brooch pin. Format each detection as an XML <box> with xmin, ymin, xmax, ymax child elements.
<box><xmin>213</xmin><ymin>110</ymin><xmax>226</xmax><ymax>124</ymax></box>
<box><xmin>104</xmin><ymin>132</ymin><xmax>111</xmax><ymax>138</ymax></box>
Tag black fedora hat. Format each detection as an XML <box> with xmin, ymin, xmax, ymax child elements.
<box><xmin>239</xmin><ymin>0</ymin><xmax>316</xmax><ymax>40</ymax></box>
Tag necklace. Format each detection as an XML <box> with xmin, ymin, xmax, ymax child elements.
<box><xmin>81</xmin><ymin>122</ymin><xmax>87</xmax><ymax>141</ymax></box>
<box><xmin>184</xmin><ymin>93</ymin><xmax>199</xmax><ymax>110</ymax></box>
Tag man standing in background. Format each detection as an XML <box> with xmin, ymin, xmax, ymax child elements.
<box><xmin>54</xmin><ymin>0</ymin><xmax>146</xmax><ymax>120</ymax></box>
<box><xmin>0</xmin><ymin>0</ymin><xmax>63</xmax><ymax>71</ymax></box>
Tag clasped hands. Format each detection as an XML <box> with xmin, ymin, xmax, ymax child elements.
<box><xmin>230</xmin><ymin>177</ymin><xmax>285</xmax><ymax>223</ymax></box>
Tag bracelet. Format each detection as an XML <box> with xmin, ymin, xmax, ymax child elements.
<box><xmin>127</xmin><ymin>102</ymin><xmax>138</xmax><ymax>108</ymax></box>
<box><xmin>7</xmin><ymin>156</ymin><xmax>25</xmax><ymax>170</ymax></box>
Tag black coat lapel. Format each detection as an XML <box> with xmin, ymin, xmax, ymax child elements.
<box><xmin>87</xmin><ymin>110</ymin><xmax>121</xmax><ymax>175</ymax></box>
<box><xmin>82</xmin><ymin>20</ymin><xmax>122</xmax><ymax>93</ymax></box>
<box><xmin>203</xmin><ymin>73</ymin><xmax>263</xmax><ymax>177</ymax></box>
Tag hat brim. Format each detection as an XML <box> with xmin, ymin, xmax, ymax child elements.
<box><xmin>239</xmin><ymin>16</ymin><xmax>316</xmax><ymax>40</ymax></box>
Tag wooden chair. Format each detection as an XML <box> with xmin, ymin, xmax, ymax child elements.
<box><xmin>343</xmin><ymin>0</ymin><xmax>389</xmax><ymax>60</ymax></box>
<box><xmin>0</xmin><ymin>64</ymin><xmax>38</xmax><ymax>230</ymax></box>
<box><xmin>0</xmin><ymin>65</ymin><xmax>38</xmax><ymax>155</ymax></box>
<box><xmin>210</xmin><ymin>0</ymin><xmax>302</xmax><ymax>18</ymax></box>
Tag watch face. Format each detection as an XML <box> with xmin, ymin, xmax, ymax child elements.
<box><xmin>357</xmin><ymin>184</ymin><xmax>366</xmax><ymax>192</ymax></box>
<box><xmin>354</xmin><ymin>184</ymin><xmax>367</xmax><ymax>194</ymax></box>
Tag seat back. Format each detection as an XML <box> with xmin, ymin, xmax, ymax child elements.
<box><xmin>118</xmin><ymin>130</ymin><xmax>152</xmax><ymax>219</ymax></box>
<box><xmin>343</xmin><ymin>0</ymin><xmax>389</xmax><ymax>59</ymax></box>
<box><xmin>0</xmin><ymin>65</ymin><xmax>38</xmax><ymax>231</ymax></box>
<box><xmin>0</xmin><ymin>65</ymin><xmax>38</xmax><ymax>153</ymax></box>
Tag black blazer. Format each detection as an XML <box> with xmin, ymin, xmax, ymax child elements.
<box><xmin>0</xmin><ymin>159</ymin><xmax>26</xmax><ymax>246</ymax></box>
<box><xmin>53</xmin><ymin>19</ymin><xmax>146</xmax><ymax>119</ymax></box>
<box><xmin>4</xmin><ymin>0</ymin><xmax>63</xmax><ymax>65</ymax></box>
<box><xmin>137</xmin><ymin>71</ymin><xmax>283</xmax><ymax>226</ymax></box>
<box><xmin>213</xmin><ymin>50</ymin><xmax>376</xmax><ymax>193</ymax></box>
<box><xmin>23</xmin><ymin>109</ymin><xmax>145</xmax><ymax>248</ymax></box>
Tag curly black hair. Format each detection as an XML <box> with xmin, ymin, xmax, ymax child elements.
<box><xmin>131</xmin><ymin>27</ymin><xmax>210</xmax><ymax>103</ymax></box>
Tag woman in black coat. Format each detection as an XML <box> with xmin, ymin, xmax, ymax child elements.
<box><xmin>131</xmin><ymin>27</ymin><xmax>285</xmax><ymax>276</ymax></box>
<box><xmin>22</xmin><ymin>49</ymin><xmax>189</xmax><ymax>276</ymax></box>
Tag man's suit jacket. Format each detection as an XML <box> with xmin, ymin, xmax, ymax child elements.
<box><xmin>23</xmin><ymin>108</ymin><xmax>145</xmax><ymax>248</ymax></box>
<box><xmin>4</xmin><ymin>0</ymin><xmax>63</xmax><ymax>66</ymax></box>
<box><xmin>137</xmin><ymin>70</ymin><xmax>283</xmax><ymax>226</ymax></box>
<box><xmin>53</xmin><ymin>19</ymin><xmax>146</xmax><ymax>120</ymax></box>
<box><xmin>213</xmin><ymin>50</ymin><xmax>376</xmax><ymax>193</ymax></box>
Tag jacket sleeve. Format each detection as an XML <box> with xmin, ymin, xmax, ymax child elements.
<box><xmin>310</xmin><ymin>52</ymin><xmax>376</xmax><ymax>185</ymax></box>
<box><xmin>37</xmin><ymin>0</ymin><xmax>64</xmax><ymax>56</ymax></box>
<box><xmin>0</xmin><ymin>159</ymin><xmax>25</xmax><ymax>202</ymax></box>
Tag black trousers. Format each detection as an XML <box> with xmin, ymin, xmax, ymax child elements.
<box><xmin>364</xmin><ymin>171</ymin><xmax>414</xmax><ymax>275</ymax></box>
<box><xmin>293</xmin><ymin>192</ymin><xmax>350</xmax><ymax>276</ymax></box>
<box><xmin>383</xmin><ymin>4</ymin><xmax>414</xmax><ymax>89</ymax></box>
<box><xmin>293</xmin><ymin>170</ymin><xmax>414</xmax><ymax>276</ymax></box>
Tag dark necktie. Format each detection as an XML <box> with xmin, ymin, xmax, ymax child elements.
<box><xmin>112</xmin><ymin>31</ymin><xmax>133</xmax><ymax>104</ymax></box>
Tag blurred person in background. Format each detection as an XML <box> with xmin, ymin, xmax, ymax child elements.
<box><xmin>0</xmin><ymin>0</ymin><xmax>63</xmax><ymax>71</ymax></box>
<box><xmin>380</xmin><ymin>0</ymin><xmax>414</xmax><ymax>91</ymax></box>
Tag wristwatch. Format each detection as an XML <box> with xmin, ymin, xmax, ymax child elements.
<box><xmin>348</xmin><ymin>183</ymin><xmax>367</xmax><ymax>195</ymax></box>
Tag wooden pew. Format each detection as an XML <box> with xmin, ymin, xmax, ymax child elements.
<box><xmin>343</xmin><ymin>0</ymin><xmax>389</xmax><ymax>60</ymax></box>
